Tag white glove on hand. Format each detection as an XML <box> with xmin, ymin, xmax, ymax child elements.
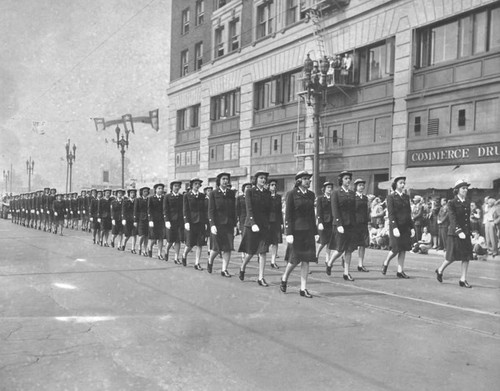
<box><xmin>90</xmin><ymin>217</ymin><xmax>93</xmax><ymax>222</ymax></box>
<box><xmin>251</xmin><ymin>224</ymin><xmax>260</xmax><ymax>232</ymax></box>
<box><xmin>41</xmin><ymin>209</ymin><xmax>44</xmax><ymax>213</ymax></box>
<box><xmin>184</xmin><ymin>223</ymin><xmax>190</xmax><ymax>231</ymax></box>
<box><xmin>286</xmin><ymin>235</ymin><xmax>294</xmax><ymax>244</ymax></box>
<box><xmin>31</xmin><ymin>209</ymin><xmax>35</xmax><ymax>213</ymax></box>
<box><xmin>211</xmin><ymin>226</ymin><xmax>217</xmax><ymax>235</ymax></box>
<box><xmin>54</xmin><ymin>212</ymin><xmax>58</xmax><ymax>216</ymax></box>
<box><xmin>458</xmin><ymin>232</ymin><xmax>466</xmax><ymax>239</ymax></box>
<box><xmin>112</xmin><ymin>219</ymin><xmax>116</xmax><ymax>225</ymax></box>
<box><xmin>337</xmin><ymin>226</ymin><xmax>344</xmax><ymax>234</ymax></box>
<box><xmin>83</xmin><ymin>211</ymin><xmax>86</xmax><ymax>214</ymax></box>
<box><xmin>165</xmin><ymin>221</ymin><xmax>171</xmax><ymax>229</ymax></box>
<box><xmin>97</xmin><ymin>218</ymin><xmax>101</xmax><ymax>223</ymax></box>
<box><xmin>122</xmin><ymin>219</ymin><xmax>126</xmax><ymax>226</ymax></box>
<box><xmin>149</xmin><ymin>221</ymin><xmax>154</xmax><ymax>228</ymax></box>
<box><xmin>410</xmin><ymin>228</ymin><xmax>416</xmax><ymax>238</ymax></box>
<box><xmin>318</xmin><ymin>223</ymin><xmax>324</xmax><ymax>231</ymax></box>
<box><xmin>133</xmin><ymin>222</ymin><xmax>138</xmax><ymax>227</ymax></box>
<box><xmin>315</xmin><ymin>235</ymin><xmax>320</xmax><ymax>242</ymax></box>
<box><xmin>393</xmin><ymin>228</ymin><xmax>400</xmax><ymax>237</ymax></box>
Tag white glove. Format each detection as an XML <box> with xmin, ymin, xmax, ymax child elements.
<box><xmin>185</xmin><ymin>223</ymin><xmax>190</xmax><ymax>231</ymax></box>
<box><xmin>251</xmin><ymin>224</ymin><xmax>260</xmax><ymax>232</ymax></box>
<box><xmin>393</xmin><ymin>228</ymin><xmax>400</xmax><ymax>237</ymax></box>
<box><xmin>286</xmin><ymin>235</ymin><xmax>294</xmax><ymax>244</ymax></box>
<box><xmin>149</xmin><ymin>221</ymin><xmax>154</xmax><ymax>228</ymax></box>
<box><xmin>211</xmin><ymin>226</ymin><xmax>218</xmax><ymax>235</ymax></box>
<box><xmin>133</xmin><ymin>222</ymin><xmax>138</xmax><ymax>227</ymax></box>
<box><xmin>97</xmin><ymin>218</ymin><xmax>101</xmax><ymax>223</ymax></box>
<box><xmin>122</xmin><ymin>219</ymin><xmax>126</xmax><ymax>226</ymax></box>
<box><xmin>315</xmin><ymin>235</ymin><xmax>320</xmax><ymax>241</ymax></box>
<box><xmin>36</xmin><ymin>211</ymin><xmax>39</xmax><ymax>215</ymax></box>
<box><xmin>112</xmin><ymin>219</ymin><xmax>116</xmax><ymax>225</ymax></box>
<box><xmin>90</xmin><ymin>217</ymin><xmax>93</xmax><ymax>222</ymax></box>
<box><xmin>410</xmin><ymin>228</ymin><xmax>416</xmax><ymax>238</ymax></box>
<box><xmin>31</xmin><ymin>209</ymin><xmax>35</xmax><ymax>213</ymax></box>
<box><xmin>165</xmin><ymin>221</ymin><xmax>171</xmax><ymax>229</ymax></box>
<box><xmin>46</xmin><ymin>210</ymin><xmax>50</xmax><ymax>214</ymax></box>
<box><xmin>337</xmin><ymin>226</ymin><xmax>344</xmax><ymax>234</ymax></box>
<box><xmin>70</xmin><ymin>211</ymin><xmax>73</xmax><ymax>215</ymax></box>
<box><xmin>41</xmin><ymin>209</ymin><xmax>44</xmax><ymax>213</ymax></box>
<box><xmin>458</xmin><ymin>232</ymin><xmax>466</xmax><ymax>239</ymax></box>
<box><xmin>83</xmin><ymin>211</ymin><xmax>86</xmax><ymax>214</ymax></box>
<box><xmin>54</xmin><ymin>212</ymin><xmax>58</xmax><ymax>216</ymax></box>
<box><xmin>318</xmin><ymin>223</ymin><xmax>324</xmax><ymax>231</ymax></box>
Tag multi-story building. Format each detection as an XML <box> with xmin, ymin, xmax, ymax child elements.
<box><xmin>167</xmin><ymin>0</ymin><xmax>500</xmax><ymax>198</ymax></box>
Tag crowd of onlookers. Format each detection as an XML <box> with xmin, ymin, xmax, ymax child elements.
<box><xmin>366</xmin><ymin>194</ymin><xmax>500</xmax><ymax>260</ymax></box>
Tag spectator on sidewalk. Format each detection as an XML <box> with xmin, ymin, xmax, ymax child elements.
<box><xmin>411</xmin><ymin>195</ymin><xmax>424</xmax><ymax>241</ymax></box>
<box><xmin>471</xmin><ymin>230</ymin><xmax>487</xmax><ymax>260</ymax></box>
<box><xmin>484</xmin><ymin>197</ymin><xmax>498</xmax><ymax>257</ymax></box>
<box><xmin>411</xmin><ymin>226</ymin><xmax>432</xmax><ymax>254</ymax></box>
<box><xmin>437</xmin><ymin>197</ymin><xmax>449</xmax><ymax>251</ymax></box>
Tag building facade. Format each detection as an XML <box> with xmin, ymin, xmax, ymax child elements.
<box><xmin>167</xmin><ymin>0</ymin><xmax>500</xmax><ymax>197</ymax></box>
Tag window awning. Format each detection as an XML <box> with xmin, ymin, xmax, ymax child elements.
<box><xmin>378</xmin><ymin>163</ymin><xmax>500</xmax><ymax>190</ymax></box>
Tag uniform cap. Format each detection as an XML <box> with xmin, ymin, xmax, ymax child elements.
<box><xmin>353</xmin><ymin>178</ymin><xmax>366</xmax><ymax>186</ymax></box>
<box><xmin>295</xmin><ymin>171</ymin><xmax>312</xmax><ymax>180</ymax></box>
<box><xmin>453</xmin><ymin>179</ymin><xmax>470</xmax><ymax>190</ymax></box>
<box><xmin>190</xmin><ymin>177</ymin><xmax>203</xmax><ymax>185</ymax></box>
<box><xmin>338</xmin><ymin>170</ymin><xmax>352</xmax><ymax>179</ymax></box>
<box><xmin>322</xmin><ymin>181</ymin><xmax>334</xmax><ymax>188</ymax></box>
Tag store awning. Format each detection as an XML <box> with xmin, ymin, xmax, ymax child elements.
<box><xmin>378</xmin><ymin>163</ymin><xmax>500</xmax><ymax>190</ymax></box>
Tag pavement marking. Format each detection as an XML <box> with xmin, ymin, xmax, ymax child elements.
<box><xmin>75</xmin><ymin>258</ymin><xmax>87</xmax><ymax>262</ymax></box>
<box><xmin>55</xmin><ymin>316</ymin><xmax>115</xmax><ymax>323</ymax></box>
<box><xmin>52</xmin><ymin>282</ymin><xmax>77</xmax><ymax>290</ymax></box>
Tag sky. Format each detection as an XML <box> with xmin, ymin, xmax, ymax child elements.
<box><xmin>0</xmin><ymin>0</ymin><xmax>171</xmax><ymax>193</ymax></box>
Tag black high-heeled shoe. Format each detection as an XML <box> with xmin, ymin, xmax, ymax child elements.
<box><xmin>182</xmin><ymin>257</ymin><xmax>187</xmax><ymax>267</ymax></box>
<box><xmin>357</xmin><ymin>266</ymin><xmax>369</xmax><ymax>272</ymax></box>
<box><xmin>300</xmin><ymin>289</ymin><xmax>312</xmax><ymax>298</ymax></box>
<box><xmin>381</xmin><ymin>264</ymin><xmax>388</xmax><ymax>275</ymax></box>
<box><xmin>270</xmin><ymin>263</ymin><xmax>279</xmax><ymax>270</ymax></box>
<box><xmin>221</xmin><ymin>270</ymin><xmax>231</xmax><ymax>278</ymax></box>
<box><xmin>435</xmin><ymin>269</ymin><xmax>443</xmax><ymax>283</ymax></box>
<box><xmin>396</xmin><ymin>271</ymin><xmax>410</xmax><ymax>279</ymax></box>
<box><xmin>343</xmin><ymin>273</ymin><xmax>354</xmax><ymax>281</ymax></box>
<box><xmin>207</xmin><ymin>263</ymin><xmax>213</xmax><ymax>273</ymax></box>
<box><xmin>258</xmin><ymin>278</ymin><xmax>268</xmax><ymax>287</ymax></box>
<box><xmin>280</xmin><ymin>280</ymin><xmax>287</xmax><ymax>293</ymax></box>
<box><xmin>158</xmin><ymin>255</ymin><xmax>164</xmax><ymax>260</ymax></box>
<box><xmin>239</xmin><ymin>270</ymin><xmax>245</xmax><ymax>281</ymax></box>
<box><xmin>325</xmin><ymin>262</ymin><xmax>332</xmax><ymax>276</ymax></box>
<box><xmin>459</xmin><ymin>280</ymin><xmax>472</xmax><ymax>288</ymax></box>
<box><xmin>194</xmin><ymin>264</ymin><xmax>203</xmax><ymax>271</ymax></box>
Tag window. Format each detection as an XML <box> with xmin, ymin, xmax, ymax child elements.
<box><xmin>181</xmin><ymin>8</ymin><xmax>190</xmax><ymax>34</ymax></box>
<box><xmin>209</xmin><ymin>142</ymin><xmax>239</xmax><ymax>162</ymax></box>
<box><xmin>254</xmin><ymin>69</ymin><xmax>300</xmax><ymax>110</ymax></box>
<box><xmin>195</xmin><ymin>0</ymin><xmax>204</xmax><ymax>26</ymax></box>
<box><xmin>215</xmin><ymin>26</ymin><xmax>225</xmax><ymax>58</ymax></box>
<box><xmin>177</xmin><ymin>109</ymin><xmax>187</xmax><ymax>131</ymax></box>
<box><xmin>257</xmin><ymin>1</ymin><xmax>274</xmax><ymax>39</ymax></box>
<box><xmin>210</xmin><ymin>89</ymin><xmax>240</xmax><ymax>120</ymax></box>
<box><xmin>194</xmin><ymin>42</ymin><xmax>203</xmax><ymax>70</ymax></box>
<box><xmin>417</xmin><ymin>5</ymin><xmax>500</xmax><ymax>68</ymax></box>
<box><xmin>229</xmin><ymin>18</ymin><xmax>240</xmax><ymax>52</ymax></box>
<box><xmin>215</xmin><ymin>0</ymin><xmax>229</xmax><ymax>10</ymax></box>
<box><xmin>180</xmin><ymin>50</ymin><xmax>189</xmax><ymax>76</ymax></box>
<box><xmin>414</xmin><ymin>116</ymin><xmax>421</xmax><ymax>136</ymax></box>
<box><xmin>271</xmin><ymin>136</ymin><xmax>280</xmax><ymax>153</ymax></box>
<box><xmin>177</xmin><ymin>105</ymin><xmax>200</xmax><ymax>130</ymax></box>
<box><xmin>286</xmin><ymin>0</ymin><xmax>298</xmax><ymax>26</ymax></box>
<box><xmin>190</xmin><ymin>104</ymin><xmax>200</xmax><ymax>128</ymax></box>
<box><xmin>103</xmin><ymin>170</ymin><xmax>109</xmax><ymax>183</ymax></box>
<box><xmin>475</xmin><ymin>98</ymin><xmax>498</xmax><ymax>132</ymax></box>
<box><xmin>458</xmin><ymin>109</ymin><xmax>466</xmax><ymax>127</ymax></box>
<box><xmin>176</xmin><ymin>150</ymin><xmax>199</xmax><ymax>167</ymax></box>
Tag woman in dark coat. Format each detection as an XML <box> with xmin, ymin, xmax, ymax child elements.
<box><xmin>89</xmin><ymin>189</ymin><xmax>101</xmax><ymax>244</ymax></box>
<box><xmin>280</xmin><ymin>171</ymin><xmax>317</xmax><ymax>298</ymax></box>
<box><xmin>382</xmin><ymin>176</ymin><xmax>415</xmax><ymax>278</ymax></box>
<box><xmin>353</xmin><ymin>178</ymin><xmax>370</xmax><ymax>272</ymax></box>
<box><xmin>163</xmin><ymin>180</ymin><xmax>184</xmax><ymax>263</ymax></box>
<box><xmin>134</xmin><ymin>187</ymin><xmax>150</xmax><ymax>256</ymax></box>
<box><xmin>316</xmin><ymin>181</ymin><xmax>333</xmax><ymax>265</ymax></box>
<box><xmin>268</xmin><ymin>178</ymin><xmax>283</xmax><ymax>269</ymax></box>
<box><xmin>110</xmin><ymin>189</ymin><xmax>124</xmax><ymax>249</ymax></box>
<box><xmin>435</xmin><ymin>180</ymin><xmax>473</xmax><ymax>288</ymax></box>
<box><xmin>98</xmin><ymin>189</ymin><xmax>113</xmax><ymax>247</ymax></box>
<box><xmin>239</xmin><ymin>171</ymin><xmax>272</xmax><ymax>286</ymax></box>
<box><xmin>121</xmin><ymin>189</ymin><xmax>138</xmax><ymax>253</ymax></box>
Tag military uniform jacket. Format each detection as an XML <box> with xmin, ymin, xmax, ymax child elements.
<box><xmin>47</xmin><ymin>195</ymin><xmax>55</xmax><ymax>214</ymax></box>
<box><xmin>243</xmin><ymin>187</ymin><xmax>271</xmax><ymax>228</ymax></box>
<box><xmin>331</xmin><ymin>187</ymin><xmax>356</xmax><ymax>227</ymax></box>
<box><xmin>163</xmin><ymin>193</ymin><xmax>183</xmax><ymax>224</ymax></box>
<box><xmin>235</xmin><ymin>195</ymin><xmax>247</xmax><ymax>227</ymax></box>
<box><xmin>354</xmin><ymin>193</ymin><xmax>370</xmax><ymax>224</ymax></box>
<box><xmin>70</xmin><ymin>198</ymin><xmax>78</xmax><ymax>214</ymax></box>
<box><xmin>447</xmin><ymin>197</ymin><xmax>471</xmax><ymax>237</ymax></box>
<box><xmin>53</xmin><ymin>200</ymin><xmax>65</xmax><ymax>216</ymax></box>
<box><xmin>97</xmin><ymin>197</ymin><xmax>111</xmax><ymax>219</ymax></box>
<box><xmin>183</xmin><ymin>191</ymin><xmax>207</xmax><ymax>224</ymax></box>
<box><xmin>148</xmin><ymin>195</ymin><xmax>164</xmax><ymax>222</ymax></box>
<box><xmin>89</xmin><ymin>197</ymin><xmax>98</xmax><ymax>217</ymax></box>
<box><xmin>208</xmin><ymin>188</ymin><xmax>236</xmax><ymax>228</ymax></box>
<box><xmin>387</xmin><ymin>191</ymin><xmax>414</xmax><ymax>231</ymax></box>
<box><xmin>35</xmin><ymin>194</ymin><xmax>42</xmax><ymax>212</ymax></box>
<box><xmin>285</xmin><ymin>187</ymin><xmax>317</xmax><ymax>235</ymax></box>
<box><xmin>133</xmin><ymin>197</ymin><xmax>148</xmax><ymax>223</ymax></box>
<box><xmin>269</xmin><ymin>193</ymin><xmax>283</xmax><ymax>225</ymax></box>
<box><xmin>122</xmin><ymin>198</ymin><xmax>134</xmax><ymax>221</ymax></box>
<box><xmin>111</xmin><ymin>198</ymin><xmax>123</xmax><ymax>220</ymax></box>
<box><xmin>316</xmin><ymin>195</ymin><xmax>332</xmax><ymax>225</ymax></box>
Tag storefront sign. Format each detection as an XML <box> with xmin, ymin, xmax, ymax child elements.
<box><xmin>407</xmin><ymin>142</ymin><xmax>500</xmax><ymax>167</ymax></box>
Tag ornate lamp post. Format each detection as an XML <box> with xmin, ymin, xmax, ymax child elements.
<box><xmin>302</xmin><ymin>54</ymin><xmax>330</xmax><ymax>195</ymax></box>
<box><xmin>26</xmin><ymin>157</ymin><xmax>35</xmax><ymax>192</ymax></box>
<box><xmin>65</xmin><ymin>139</ymin><xmax>77</xmax><ymax>193</ymax></box>
<box><xmin>2</xmin><ymin>170</ymin><xmax>9</xmax><ymax>193</ymax></box>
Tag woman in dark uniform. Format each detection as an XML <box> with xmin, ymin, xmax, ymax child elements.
<box><xmin>147</xmin><ymin>183</ymin><xmax>165</xmax><ymax>259</ymax></box>
<box><xmin>268</xmin><ymin>178</ymin><xmax>283</xmax><ymax>269</ymax></box>
<box><xmin>326</xmin><ymin>171</ymin><xmax>357</xmax><ymax>281</ymax></box>
<box><xmin>121</xmin><ymin>188</ymin><xmax>138</xmax><ymax>253</ymax></box>
<box><xmin>235</xmin><ymin>182</ymin><xmax>251</xmax><ymax>262</ymax></box>
<box><xmin>316</xmin><ymin>181</ymin><xmax>333</xmax><ymax>265</ymax></box>
<box><xmin>208</xmin><ymin>172</ymin><xmax>236</xmax><ymax>275</ymax></box>
<box><xmin>110</xmin><ymin>189</ymin><xmax>125</xmax><ymax>250</ymax></box>
<box><xmin>382</xmin><ymin>176</ymin><xmax>415</xmax><ymax>278</ymax></box>
<box><xmin>353</xmin><ymin>178</ymin><xmax>370</xmax><ymax>272</ymax></box>
<box><xmin>435</xmin><ymin>179</ymin><xmax>473</xmax><ymax>288</ymax></box>
<box><xmin>239</xmin><ymin>171</ymin><xmax>272</xmax><ymax>286</ymax></box>
<box><xmin>280</xmin><ymin>171</ymin><xmax>317</xmax><ymax>298</ymax></box>
<box><xmin>134</xmin><ymin>186</ymin><xmax>150</xmax><ymax>256</ymax></box>
<box><xmin>163</xmin><ymin>180</ymin><xmax>184</xmax><ymax>263</ymax></box>
<box><xmin>98</xmin><ymin>189</ymin><xmax>112</xmax><ymax>247</ymax></box>
<box><xmin>89</xmin><ymin>189</ymin><xmax>101</xmax><ymax>244</ymax></box>
<box><xmin>52</xmin><ymin>193</ymin><xmax>65</xmax><ymax>236</ymax></box>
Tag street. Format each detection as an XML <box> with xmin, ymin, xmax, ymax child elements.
<box><xmin>1</xmin><ymin>219</ymin><xmax>499</xmax><ymax>391</ymax></box>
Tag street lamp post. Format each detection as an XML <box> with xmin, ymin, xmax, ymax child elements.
<box><xmin>26</xmin><ymin>157</ymin><xmax>35</xmax><ymax>192</ymax></box>
<box><xmin>65</xmin><ymin>139</ymin><xmax>77</xmax><ymax>193</ymax></box>
<box><xmin>2</xmin><ymin>170</ymin><xmax>9</xmax><ymax>193</ymax></box>
<box><xmin>114</xmin><ymin>126</ymin><xmax>130</xmax><ymax>189</ymax></box>
<box><xmin>302</xmin><ymin>54</ymin><xmax>330</xmax><ymax>196</ymax></box>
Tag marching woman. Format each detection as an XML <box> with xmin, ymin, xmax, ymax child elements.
<box><xmin>280</xmin><ymin>171</ymin><xmax>317</xmax><ymax>298</ymax></box>
<box><xmin>435</xmin><ymin>179</ymin><xmax>474</xmax><ymax>288</ymax></box>
<box><xmin>208</xmin><ymin>172</ymin><xmax>236</xmax><ymax>276</ymax></box>
<box><xmin>147</xmin><ymin>183</ymin><xmax>165</xmax><ymax>259</ymax></box>
<box><xmin>239</xmin><ymin>171</ymin><xmax>272</xmax><ymax>286</ymax></box>
<box><xmin>89</xmin><ymin>189</ymin><xmax>101</xmax><ymax>244</ymax></box>
<box><xmin>110</xmin><ymin>189</ymin><xmax>125</xmax><ymax>250</ymax></box>
<box><xmin>52</xmin><ymin>193</ymin><xmax>65</xmax><ymax>236</ymax></box>
<box><xmin>325</xmin><ymin>171</ymin><xmax>357</xmax><ymax>281</ymax></box>
<box><xmin>236</xmin><ymin>182</ymin><xmax>252</xmax><ymax>262</ymax></box>
<box><xmin>353</xmin><ymin>178</ymin><xmax>370</xmax><ymax>272</ymax></box>
<box><xmin>163</xmin><ymin>180</ymin><xmax>184</xmax><ymax>264</ymax></box>
<box><xmin>98</xmin><ymin>189</ymin><xmax>113</xmax><ymax>247</ymax></box>
<box><xmin>134</xmin><ymin>186</ymin><xmax>150</xmax><ymax>256</ymax></box>
<box><xmin>382</xmin><ymin>176</ymin><xmax>415</xmax><ymax>278</ymax></box>
<box><xmin>268</xmin><ymin>178</ymin><xmax>283</xmax><ymax>269</ymax></box>
<box><xmin>121</xmin><ymin>188</ymin><xmax>138</xmax><ymax>253</ymax></box>
<box><xmin>316</xmin><ymin>181</ymin><xmax>333</xmax><ymax>265</ymax></box>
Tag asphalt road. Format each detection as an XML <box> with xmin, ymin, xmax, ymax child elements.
<box><xmin>1</xmin><ymin>219</ymin><xmax>499</xmax><ymax>391</ymax></box>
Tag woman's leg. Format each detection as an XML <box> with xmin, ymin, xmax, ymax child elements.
<box><xmin>300</xmin><ymin>262</ymin><xmax>309</xmax><ymax>290</ymax></box>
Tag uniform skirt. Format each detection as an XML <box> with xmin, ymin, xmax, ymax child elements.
<box><xmin>268</xmin><ymin>222</ymin><xmax>283</xmax><ymax>245</ymax></box>
<box><xmin>101</xmin><ymin>216</ymin><xmax>112</xmax><ymax>231</ymax></box>
<box><xmin>328</xmin><ymin>225</ymin><xmax>357</xmax><ymax>253</ymax></box>
<box><xmin>284</xmin><ymin>230</ymin><xmax>317</xmax><ymax>264</ymax></box>
<box><xmin>446</xmin><ymin>234</ymin><xmax>473</xmax><ymax>262</ymax></box>
<box><xmin>112</xmin><ymin>220</ymin><xmax>123</xmax><ymax>235</ymax></box>
<box><xmin>149</xmin><ymin>220</ymin><xmax>165</xmax><ymax>240</ymax></box>
<box><xmin>123</xmin><ymin>220</ymin><xmax>137</xmax><ymax>237</ymax></box>
<box><xmin>166</xmin><ymin>222</ymin><xmax>184</xmax><ymax>243</ymax></box>
<box><xmin>185</xmin><ymin>222</ymin><xmax>206</xmax><ymax>247</ymax></box>
<box><xmin>138</xmin><ymin>220</ymin><xmax>149</xmax><ymax>236</ymax></box>
<box><xmin>318</xmin><ymin>222</ymin><xmax>332</xmax><ymax>245</ymax></box>
<box><xmin>238</xmin><ymin>226</ymin><xmax>269</xmax><ymax>255</ymax></box>
<box><xmin>352</xmin><ymin>223</ymin><xmax>370</xmax><ymax>248</ymax></box>
<box><xmin>210</xmin><ymin>224</ymin><xmax>234</xmax><ymax>252</ymax></box>
<box><xmin>91</xmin><ymin>215</ymin><xmax>100</xmax><ymax>230</ymax></box>
<box><xmin>388</xmin><ymin>226</ymin><xmax>412</xmax><ymax>253</ymax></box>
